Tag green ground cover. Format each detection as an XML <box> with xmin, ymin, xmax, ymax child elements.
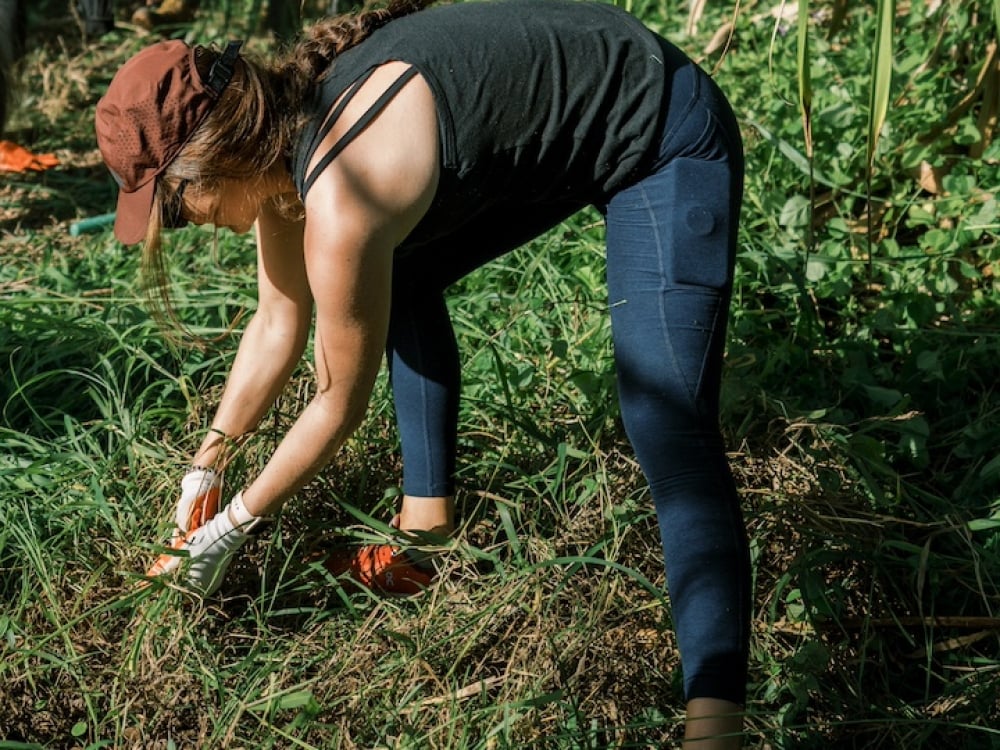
<box><xmin>1</xmin><ymin>0</ymin><xmax>997</xmax><ymax>747</ymax></box>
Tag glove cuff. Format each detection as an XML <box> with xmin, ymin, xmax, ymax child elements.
<box><xmin>182</xmin><ymin>467</ymin><xmax>221</xmax><ymax>487</ymax></box>
<box><xmin>225</xmin><ymin>490</ymin><xmax>260</xmax><ymax>529</ymax></box>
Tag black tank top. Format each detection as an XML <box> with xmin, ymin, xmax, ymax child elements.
<box><xmin>292</xmin><ymin>0</ymin><xmax>686</xmax><ymax>247</ymax></box>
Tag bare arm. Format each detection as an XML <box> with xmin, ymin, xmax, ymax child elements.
<box><xmin>192</xmin><ymin>198</ymin><xmax>312</xmax><ymax>467</ymax></box>
<box><xmin>239</xmin><ymin>63</ymin><xmax>440</xmax><ymax>516</ymax></box>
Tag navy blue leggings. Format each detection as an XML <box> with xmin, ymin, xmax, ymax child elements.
<box><xmin>387</xmin><ymin>61</ymin><xmax>750</xmax><ymax>704</ymax></box>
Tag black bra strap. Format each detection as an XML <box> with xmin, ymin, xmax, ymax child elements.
<box><xmin>302</xmin><ymin>65</ymin><xmax>420</xmax><ymax>200</ymax></box>
<box><xmin>302</xmin><ymin>67</ymin><xmax>378</xmax><ymax>176</ymax></box>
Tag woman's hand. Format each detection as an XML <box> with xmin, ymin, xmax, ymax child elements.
<box><xmin>145</xmin><ymin>466</ymin><xmax>222</xmax><ymax>578</ymax></box>
<box><xmin>175</xmin><ymin>466</ymin><xmax>222</xmax><ymax>534</ymax></box>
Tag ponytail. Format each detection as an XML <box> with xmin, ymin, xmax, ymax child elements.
<box><xmin>281</xmin><ymin>0</ymin><xmax>436</xmax><ymax>87</ymax></box>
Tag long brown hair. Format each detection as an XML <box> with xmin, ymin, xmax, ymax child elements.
<box><xmin>143</xmin><ymin>0</ymin><xmax>437</xmax><ymax>336</ymax></box>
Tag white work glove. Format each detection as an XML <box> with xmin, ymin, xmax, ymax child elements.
<box><xmin>180</xmin><ymin>492</ymin><xmax>261</xmax><ymax>596</ymax></box>
<box><xmin>146</xmin><ymin>467</ymin><xmax>223</xmax><ymax>578</ymax></box>
<box><xmin>176</xmin><ymin>467</ymin><xmax>223</xmax><ymax>534</ymax></box>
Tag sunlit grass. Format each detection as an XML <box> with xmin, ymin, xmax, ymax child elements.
<box><xmin>1</xmin><ymin>0</ymin><xmax>998</xmax><ymax>747</ymax></box>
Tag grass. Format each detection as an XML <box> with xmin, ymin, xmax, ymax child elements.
<box><xmin>2</xmin><ymin>0</ymin><xmax>999</xmax><ymax>747</ymax></box>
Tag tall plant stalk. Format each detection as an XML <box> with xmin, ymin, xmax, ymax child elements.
<box><xmin>797</xmin><ymin>0</ymin><xmax>814</xmax><ymax>259</ymax></box>
<box><xmin>866</xmin><ymin>0</ymin><xmax>895</xmax><ymax>278</ymax></box>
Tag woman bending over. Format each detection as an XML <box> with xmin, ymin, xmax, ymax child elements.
<box><xmin>96</xmin><ymin>1</ymin><xmax>751</xmax><ymax>745</ymax></box>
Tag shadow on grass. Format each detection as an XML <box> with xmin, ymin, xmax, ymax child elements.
<box><xmin>0</xmin><ymin>161</ymin><xmax>115</xmax><ymax>235</ymax></box>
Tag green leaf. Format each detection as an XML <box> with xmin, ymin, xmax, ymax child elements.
<box><xmin>779</xmin><ymin>195</ymin><xmax>812</xmax><ymax>229</ymax></box>
<box><xmin>746</xmin><ymin>120</ymin><xmax>851</xmax><ymax>191</ymax></box>
<box><xmin>797</xmin><ymin>0</ymin><xmax>813</xmax><ymax>158</ymax></box>
<box><xmin>805</xmin><ymin>256</ymin><xmax>828</xmax><ymax>281</ymax></box>
<box><xmin>862</xmin><ymin>385</ymin><xmax>903</xmax><ymax>408</ymax></box>
<box><xmin>867</xmin><ymin>0</ymin><xmax>895</xmax><ymax>166</ymax></box>
<box><xmin>274</xmin><ymin>690</ymin><xmax>316</xmax><ymax>712</ymax></box>
<box><xmin>915</xmin><ymin>349</ymin><xmax>942</xmax><ymax>376</ymax></box>
<box><xmin>967</xmin><ymin>518</ymin><xmax>1000</xmax><ymax>532</ymax></box>
<box><xmin>942</xmin><ymin>174</ymin><xmax>976</xmax><ymax>195</ymax></box>
<box><xmin>981</xmin><ymin>454</ymin><xmax>1000</xmax><ymax>482</ymax></box>
<box><xmin>954</xmin><ymin>116</ymin><xmax>983</xmax><ymax>146</ymax></box>
<box><xmin>994</xmin><ymin>0</ymin><xmax>1000</xmax><ymax>54</ymax></box>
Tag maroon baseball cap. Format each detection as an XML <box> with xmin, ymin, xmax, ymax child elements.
<box><xmin>95</xmin><ymin>39</ymin><xmax>242</xmax><ymax>245</ymax></box>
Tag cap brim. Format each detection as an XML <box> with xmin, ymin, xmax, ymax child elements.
<box><xmin>113</xmin><ymin>178</ymin><xmax>157</xmax><ymax>245</ymax></box>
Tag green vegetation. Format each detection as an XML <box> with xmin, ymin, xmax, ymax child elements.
<box><xmin>1</xmin><ymin>0</ymin><xmax>997</xmax><ymax>747</ymax></box>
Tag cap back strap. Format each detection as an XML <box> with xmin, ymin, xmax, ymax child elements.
<box><xmin>206</xmin><ymin>40</ymin><xmax>244</xmax><ymax>96</ymax></box>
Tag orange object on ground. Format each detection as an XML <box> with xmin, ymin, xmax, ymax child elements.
<box><xmin>0</xmin><ymin>140</ymin><xmax>59</xmax><ymax>173</ymax></box>
<box><xmin>323</xmin><ymin>544</ymin><xmax>436</xmax><ymax>596</ymax></box>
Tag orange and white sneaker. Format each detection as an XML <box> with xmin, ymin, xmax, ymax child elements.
<box><xmin>146</xmin><ymin>468</ymin><xmax>221</xmax><ymax>578</ymax></box>
<box><xmin>323</xmin><ymin>544</ymin><xmax>436</xmax><ymax>596</ymax></box>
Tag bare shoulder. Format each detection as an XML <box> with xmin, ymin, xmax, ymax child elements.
<box><xmin>303</xmin><ymin>61</ymin><xmax>440</xmax><ymax>247</ymax></box>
